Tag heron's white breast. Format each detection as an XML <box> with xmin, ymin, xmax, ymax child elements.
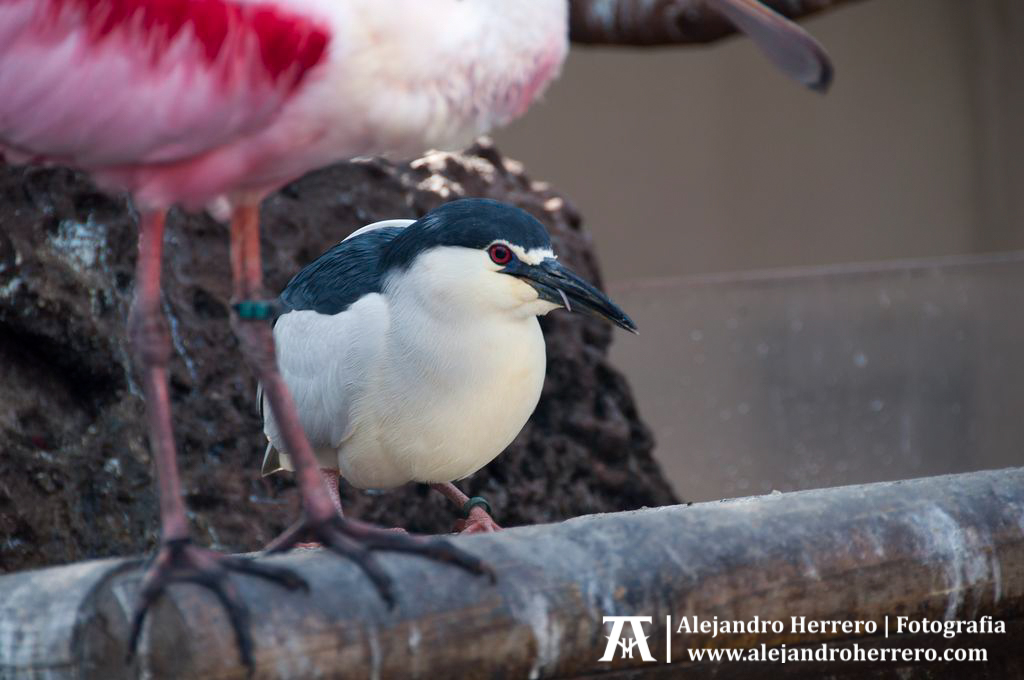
<box><xmin>339</xmin><ymin>310</ymin><xmax>547</xmax><ymax>488</ymax></box>
<box><xmin>336</xmin><ymin>246</ymin><xmax>552</xmax><ymax>488</ymax></box>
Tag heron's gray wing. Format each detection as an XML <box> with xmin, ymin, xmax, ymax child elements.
<box><xmin>263</xmin><ymin>309</ymin><xmax>359</xmax><ymax>459</ymax></box>
<box><xmin>278</xmin><ymin>222</ymin><xmax>412</xmax><ymax>316</ymax></box>
<box><xmin>261</xmin><ymin>221</ymin><xmax>412</xmax><ymax>470</ymax></box>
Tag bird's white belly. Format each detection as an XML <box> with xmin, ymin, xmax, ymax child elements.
<box><xmin>337</xmin><ymin>318</ymin><xmax>547</xmax><ymax>489</ymax></box>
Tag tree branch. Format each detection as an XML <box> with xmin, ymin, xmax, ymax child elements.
<box><xmin>569</xmin><ymin>0</ymin><xmax>863</xmax><ymax>46</ymax></box>
<box><xmin>1</xmin><ymin>467</ymin><xmax>1021</xmax><ymax>678</ymax></box>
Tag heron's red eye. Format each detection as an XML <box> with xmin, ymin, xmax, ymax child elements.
<box><xmin>488</xmin><ymin>244</ymin><xmax>513</xmax><ymax>265</ymax></box>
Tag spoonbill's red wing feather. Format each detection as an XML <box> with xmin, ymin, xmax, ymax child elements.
<box><xmin>0</xmin><ymin>0</ymin><xmax>329</xmax><ymax>167</ymax></box>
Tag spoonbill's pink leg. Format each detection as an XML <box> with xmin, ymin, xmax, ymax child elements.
<box><xmin>130</xmin><ymin>211</ymin><xmax>187</xmax><ymax>543</ymax></box>
<box><xmin>227</xmin><ymin>201</ymin><xmax>494</xmax><ymax>596</ymax></box>
<box><xmin>321</xmin><ymin>467</ymin><xmax>344</xmax><ymax>516</ymax></box>
<box><xmin>431</xmin><ymin>483</ymin><xmax>502</xmax><ymax>534</ymax></box>
<box><xmin>125</xmin><ymin>211</ymin><xmax>307</xmax><ymax>671</ymax></box>
<box><xmin>292</xmin><ymin>469</ymin><xmax>342</xmax><ymax>549</ymax></box>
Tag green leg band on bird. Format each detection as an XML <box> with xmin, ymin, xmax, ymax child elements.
<box><xmin>233</xmin><ymin>299</ymin><xmax>279</xmax><ymax>321</ymax></box>
<box><xmin>462</xmin><ymin>496</ymin><xmax>493</xmax><ymax>518</ymax></box>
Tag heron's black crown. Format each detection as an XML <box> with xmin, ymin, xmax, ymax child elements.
<box><xmin>278</xmin><ymin>199</ymin><xmax>552</xmax><ymax>317</ymax></box>
<box><xmin>382</xmin><ymin>199</ymin><xmax>550</xmax><ymax>271</ymax></box>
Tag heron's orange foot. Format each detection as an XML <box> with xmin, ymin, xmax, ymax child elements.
<box><xmin>454</xmin><ymin>506</ymin><xmax>502</xmax><ymax>534</ymax></box>
<box><xmin>126</xmin><ymin>537</ymin><xmax>307</xmax><ymax>670</ymax></box>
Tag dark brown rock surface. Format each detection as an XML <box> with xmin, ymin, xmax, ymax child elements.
<box><xmin>0</xmin><ymin>142</ymin><xmax>677</xmax><ymax>574</ymax></box>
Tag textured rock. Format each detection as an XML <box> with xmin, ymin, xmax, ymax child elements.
<box><xmin>0</xmin><ymin>141</ymin><xmax>677</xmax><ymax>574</ymax></box>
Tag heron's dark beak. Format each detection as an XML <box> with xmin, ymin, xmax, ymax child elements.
<box><xmin>507</xmin><ymin>258</ymin><xmax>637</xmax><ymax>333</ymax></box>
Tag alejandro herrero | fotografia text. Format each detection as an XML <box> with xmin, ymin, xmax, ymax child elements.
<box><xmin>674</xmin><ymin>615</ymin><xmax>1005</xmax><ymax>639</ymax></box>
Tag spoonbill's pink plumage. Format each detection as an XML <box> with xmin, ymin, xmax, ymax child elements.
<box><xmin>0</xmin><ymin>0</ymin><xmax>568</xmax><ymax>207</ymax></box>
<box><xmin>0</xmin><ymin>1</ymin><xmax>325</xmax><ymax>189</ymax></box>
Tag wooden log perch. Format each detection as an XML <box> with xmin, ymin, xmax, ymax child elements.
<box><xmin>2</xmin><ymin>467</ymin><xmax>1022</xmax><ymax>679</ymax></box>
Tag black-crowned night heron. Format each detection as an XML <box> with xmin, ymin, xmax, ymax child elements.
<box><xmin>262</xmin><ymin>198</ymin><xmax>637</xmax><ymax>533</ymax></box>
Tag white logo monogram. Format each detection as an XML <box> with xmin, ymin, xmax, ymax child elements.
<box><xmin>599</xmin><ymin>616</ymin><xmax>656</xmax><ymax>662</ymax></box>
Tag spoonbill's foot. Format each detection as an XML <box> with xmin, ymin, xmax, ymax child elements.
<box><xmin>290</xmin><ymin>525</ymin><xmax>408</xmax><ymax>550</ymax></box>
<box><xmin>126</xmin><ymin>537</ymin><xmax>308</xmax><ymax>669</ymax></box>
<box><xmin>264</xmin><ymin>513</ymin><xmax>494</xmax><ymax>605</ymax></box>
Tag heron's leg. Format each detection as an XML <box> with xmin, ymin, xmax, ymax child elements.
<box><xmin>228</xmin><ymin>202</ymin><xmax>493</xmax><ymax>597</ymax></box>
<box><xmin>430</xmin><ymin>482</ymin><xmax>502</xmax><ymax>534</ymax></box>
<box><xmin>125</xmin><ymin>210</ymin><xmax>307</xmax><ymax>671</ymax></box>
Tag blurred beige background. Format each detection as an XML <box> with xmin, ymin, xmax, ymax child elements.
<box><xmin>495</xmin><ymin>0</ymin><xmax>1024</xmax><ymax>502</ymax></box>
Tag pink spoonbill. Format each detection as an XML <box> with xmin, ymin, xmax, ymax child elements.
<box><xmin>0</xmin><ymin>0</ymin><xmax>834</xmax><ymax>666</ymax></box>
